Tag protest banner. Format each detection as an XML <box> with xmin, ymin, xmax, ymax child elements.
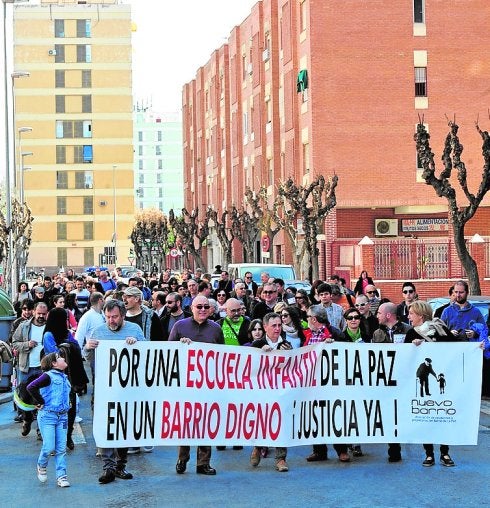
<box><xmin>93</xmin><ymin>341</ymin><xmax>482</xmax><ymax>448</ymax></box>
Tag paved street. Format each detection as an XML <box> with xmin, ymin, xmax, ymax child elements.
<box><xmin>0</xmin><ymin>391</ymin><xmax>488</xmax><ymax>508</ymax></box>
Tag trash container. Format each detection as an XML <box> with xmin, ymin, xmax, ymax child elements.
<box><xmin>0</xmin><ymin>288</ymin><xmax>17</xmax><ymax>392</ymax></box>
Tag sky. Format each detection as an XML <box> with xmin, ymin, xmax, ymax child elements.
<box><xmin>128</xmin><ymin>0</ymin><xmax>257</xmax><ymax>112</ymax></box>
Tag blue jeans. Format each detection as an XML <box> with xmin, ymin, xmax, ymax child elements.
<box><xmin>37</xmin><ymin>410</ymin><xmax>68</xmax><ymax>479</ymax></box>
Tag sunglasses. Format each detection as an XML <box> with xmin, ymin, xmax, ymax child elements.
<box><xmin>195</xmin><ymin>304</ymin><xmax>211</xmax><ymax>310</ymax></box>
<box><xmin>346</xmin><ymin>315</ymin><xmax>361</xmax><ymax>321</ymax></box>
<box><xmin>366</xmin><ymin>291</ymin><xmax>376</xmax><ymax>295</ymax></box>
<box><xmin>262</xmin><ymin>290</ymin><xmax>276</xmax><ymax>295</ymax></box>
<box><xmin>403</xmin><ymin>289</ymin><xmax>414</xmax><ymax>294</ymax></box>
<box><xmin>217</xmin><ymin>293</ymin><xmax>226</xmax><ymax>297</ymax></box>
<box><xmin>355</xmin><ymin>303</ymin><xmax>368</xmax><ymax>307</ymax></box>
<box><xmin>165</xmin><ymin>300</ymin><xmax>175</xmax><ymax>304</ymax></box>
<box><xmin>245</xmin><ymin>276</ymin><xmax>253</xmax><ymax>279</ymax></box>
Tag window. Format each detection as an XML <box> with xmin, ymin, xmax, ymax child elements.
<box><xmin>57</xmin><ymin>247</ymin><xmax>67</xmax><ymax>266</ymax></box>
<box><xmin>300</xmin><ymin>2</ymin><xmax>307</xmax><ymax>32</ymax></box>
<box><xmin>84</xmin><ymin>247</ymin><xmax>94</xmax><ymax>266</ymax></box>
<box><xmin>138</xmin><ymin>146</ymin><xmax>143</xmax><ymax>156</ymax></box>
<box><xmin>156</xmin><ymin>173</ymin><xmax>162</xmax><ymax>184</ymax></box>
<box><xmin>158</xmin><ymin>188</ymin><xmax>163</xmax><ymax>198</ymax></box>
<box><xmin>157</xmin><ymin>131</ymin><xmax>162</xmax><ymax>142</ymax></box>
<box><xmin>57</xmin><ymin>197</ymin><xmax>67</xmax><ymax>215</ymax></box>
<box><xmin>138</xmin><ymin>159</ymin><xmax>143</xmax><ymax>170</ymax></box>
<box><xmin>55</xmin><ymin>19</ymin><xmax>65</xmax><ymax>38</ymax></box>
<box><xmin>138</xmin><ymin>131</ymin><xmax>143</xmax><ymax>142</ymax></box>
<box><xmin>57</xmin><ymin>223</ymin><xmax>67</xmax><ymax>240</ymax></box>
<box><xmin>159</xmin><ymin>202</ymin><xmax>163</xmax><ymax>211</ymax></box>
<box><xmin>82</xmin><ymin>95</ymin><xmax>92</xmax><ymax>113</ymax></box>
<box><xmin>74</xmin><ymin>146</ymin><xmax>83</xmax><ymax>163</ymax></box>
<box><xmin>83</xmin><ymin>222</ymin><xmax>93</xmax><ymax>240</ymax></box>
<box><xmin>303</xmin><ymin>143</ymin><xmax>310</xmax><ymax>173</ymax></box>
<box><xmin>243</xmin><ymin>112</ymin><xmax>248</xmax><ymax>137</ymax></box>
<box><xmin>138</xmin><ymin>187</ymin><xmax>144</xmax><ymax>198</ymax></box>
<box><xmin>158</xmin><ymin>159</ymin><xmax>162</xmax><ymax>170</ymax></box>
<box><xmin>75</xmin><ymin>171</ymin><xmax>93</xmax><ymax>189</ymax></box>
<box><xmin>56</xmin><ymin>171</ymin><xmax>68</xmax><ymax>189</ymax></box>
<box><xmin>83</xmin><ymin>197</ymin><xmax>93</xmax><ymax>214</ymax></box>
<box><xmin>56</xmin><ymin>146</ymin><xmax>66</xmax><ymax>164</ymax></box>
<box><xmin>242</xmin><ymin>54</ymin><xmax>247</xmax><ymax>80</ymax></box>
<box><xmin>415</xmin><ymin>67</ymin><xmax>427</xmax><ymax>97</ymax></box>
<box><xmin>81</xmin><ymin>70</ymin><xmax>91</xmax><ymax>88</ymax></box>
<box><xmin>155</xmin><ymin>145</ymin><xmax>162</xmax><ymax>156</ymax></box>
<box><xmin>77</xmin><ymin>45</ymin><xmax>91</xmax><ymax>63</ymax></box>
<box><xmin>54</xmin><ymin>44</ymin><xmax>65</xmax><ymax>63</ymax></box>
<box><xmin>55</xmin><ymin>70</ymin><xmax>65</xmax><ymax>88</ymax></box>
<box><xmin>82</xmin><ymin>145</ymin><xmax>93</xmax><ymax>163</ymax></box>
<box><xmin>56</xmin><ymin>120</ymin><xmax>92</xmax><ymax>139</ymax></box>
<box><xmin>77</xmin><ymin>19</ymin><xmax>91</xmax><ymax>38</ymax></box>
<box><xmin>139</xmin><ymin>174</ymin><xmax>144</xmax><ymax>184</ymax></box>
<box><xmin>56</xmin><ymin>95</ymin><xmax>65</xmax><ymax>113</ymax></box>
<box><xmin>414</xmin><ymin>0</ymin><xmax>425</xmax><ymax>23</ymax></box>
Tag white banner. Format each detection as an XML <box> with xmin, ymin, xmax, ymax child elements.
<box><xmin>93</xmin><ymin>341</ymin><xmax>483</xmax><ymax>448</ymax></box>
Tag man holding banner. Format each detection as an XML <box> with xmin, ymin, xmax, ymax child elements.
<box><xmin>84</xmin><ymin>299</ymin><xmax>145</xmax><ymax>485</ymax></box>
<box><xmin>169</xmin><ymin>295</ymin><xmax>224</xmax><ymax>476</ymax></box>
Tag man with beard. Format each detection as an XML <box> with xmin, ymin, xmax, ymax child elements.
<box><xmin>160</xmin><ymin>292</ymin><xmax>190</xmax><ymax>341</ymax></box>
<box><xmin>12</xmin><ymin>302</ymin><xmax>48</xmax><ymax>436</ymax></box>
<box><xmin>85</xmin><ymin>299</ymin><xmax>145</xmax><ymax>484</ymax></box>
<box><xmin>251</xmin><ymin>282</ymin><xmax>279</xmax><ymax>320</ymax></box>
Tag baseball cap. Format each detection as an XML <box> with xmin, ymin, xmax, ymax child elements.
<box><xmin>123</xmin><ymin>286</ymin><xmax>142</xmax><ymax>298</ymax></box>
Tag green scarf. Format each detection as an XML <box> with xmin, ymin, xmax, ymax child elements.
<box><xmin>346</xmin><ymin>327</ymin><xmax>363</xmax><ymax>343</ymax></box>
<box><xmin>222</xmin><ymin>317</ymin><xmax>243</xmax><ymax>346</ymax></box>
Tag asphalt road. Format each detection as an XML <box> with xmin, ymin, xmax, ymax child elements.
<box><xmin>0</xmin><ymin>390</ymin><xmax>488</xmax><ymax>508</ymax></box>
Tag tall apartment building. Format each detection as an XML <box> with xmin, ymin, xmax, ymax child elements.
<box><xmin>13</xmin><ymin>0</ymin><xmax>134</xmax><ymax>272</ymax></box>
<box><xmin>182</xmin><ymin>0</ymin><xmax>490</xmax><ymax>290</ymax></box>
<box><xmin>133</xmin><ymin>104</ymin><xmax>184</xmax><ymax>214</ymax></box>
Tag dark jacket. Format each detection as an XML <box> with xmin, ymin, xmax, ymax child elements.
<box><xmin>160</xmin><ymin>310</ymin><xmax>192</xmax><ymax>341</ymax></box>
<box><xmin>218</xmin><ymin>316</ymin><xmax>250</xmax><ymax>345</ymax></box>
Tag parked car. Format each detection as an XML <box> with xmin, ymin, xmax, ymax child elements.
<box><xmin>428</xmin><ymin>296</ymin><xmax>490</xmax><ymax>322</ymax></box>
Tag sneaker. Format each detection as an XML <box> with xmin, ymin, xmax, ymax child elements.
<box><xmin>37</xmin><ymin>465</ymin><xmax>47</xmax><ymax>483</ymax></box>
<box><xmin>352</xmin><ymin>445</ymin><xmax>363</xmax><ymax>457</ymax></box>
<box><xmin>250</xmin><ymin>447</ymin><xmax>261</xmax><ymax>467</ymax></box>
<box><xmin>74</xmin><ymin>416</ymin><xmax>83</xmax><ymax>423</ymax></box>
<box><xmin>98</xmin><ymin>469</ymin><xmax>116</xmax><ymax>484</ymax></box>
<box><xmin>127</xmin><ymin>447</ymin><xmax>141</xmax><ymax>455</ymax></box>
<box><xmin>423</xmin><ymin>456</ymin><xmax>435</xmax><ymax>467</ymax></box>
<box><xmin>440</xmin><ymin>454</ymin><xmax>455</xmax><ymax>467</ymax></box>
<box><xmin>142</xmin><ymin>446</ymin><xmax>153</xmax><ymax>453</ymax></box>
<box><xmin>275</xmin><ymin>459</ymin><xmax>289</xmax><ymax>472</ymax></box>
<box><xmin>57</xmin><ymin>476</ymin><xmax>70</xmax><ymax>488</ymax></box>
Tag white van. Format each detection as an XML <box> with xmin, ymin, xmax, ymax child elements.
<box><xmin>227</xmin><ymin>263</ymin><xmax>296</xmax><ymax>284</ymax></box>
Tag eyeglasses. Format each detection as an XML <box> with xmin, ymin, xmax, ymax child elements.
<box><xmin>403</xmin><ymin>289</ymin><xmax>414</xmax><ymax>294</ymax></box>
<box><xmin>355</xmin><ymin>303</ymin><xmax>367</xmax><ymax>308</ymax></box>
<box><xmin>217</xmin><ymin>293</ymin><xmax>226</xmax><ymax>297</ymax></box>
<box><xmin>262</xmin><ymin>290</ymin><xmax>276</xmax><ymax>295</ymax></box>
<box><xmin>194</xmin><ymin>304</ymin><xmax>211</xmax><ymax>310</ymax></box>
<box><xmin>245</xmin><ymin>275</ymin><xmax>252</xmax><ymax>279</ymax></box>
<box><xmin>346</xmin><ymin>315</ymin><xmax>361</xmax><ymax>321</ymax></box>
<box><xmin>165</xmin><ymin>300</ymin><xmax>175</xmax><ymax>304</ymax></box>
<box><xmin>366</xmin><ymin>291</ymin><xmax>376</xmax><ymax>295</ymax></box>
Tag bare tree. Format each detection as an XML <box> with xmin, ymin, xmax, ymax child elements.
<box><xmin>130</xmin><ymin>208</ymin><xmax>172</xmax><ymax>271</ymax></box>
<box><xmin>230</xmin><ymin>206</ymin><xmax>260</xmax><ymax>262</ymax></box>
<box><xmin>168</xmin><ymin>207</ymin><xmax>211</xmax><ymax>270</ymax></box>
<box><xmin>277</xmin><ymin>175</ymin><xmax>338</xmax><ymax>282</ymax></box>
<box><xmin>209</xmin><ymin>208</ymin><xmax>234</xmax><ymax>268</ymax></box>
<box><xmin>415</xmin><ymin>117</ymin><xmax>490</xmax><ymax>295</ymax></box>
<box><xmin>244</xmin><ymin>186</ymin><xmax>282</xmax><ymax>259</ymax></box>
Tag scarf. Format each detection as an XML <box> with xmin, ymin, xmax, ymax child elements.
<box><xmin>414</xmin><ymin>318</ymin><xmax>448</xmax><ymax>342</ymax></box>
<box><xmin>346</xmin><ymin>327</ymin><xmax>363</xmax><ymax>343</ymax></box>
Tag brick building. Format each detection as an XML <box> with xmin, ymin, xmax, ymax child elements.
<box><xmin>182</xmin><ymin>0</ymin><xmax>490</xmax><ymax>300</ymax></box>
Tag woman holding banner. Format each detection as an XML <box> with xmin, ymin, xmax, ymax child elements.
<box><xmin>404</xmin><ymin>300</ymin><xmax>456</xmax><ymax>467</ymax></box>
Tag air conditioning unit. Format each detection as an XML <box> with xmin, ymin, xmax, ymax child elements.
<box><xmin>99</xmin><ymin>200</ymin><xmax>107</xmax><ymax>206</ymax></box>
<box><xmin>48</xmin><ymin>49</ymin><xmax>57</xmax><ymax>56</ymax></box>
<box><xmin>375</xmin><ymin>218</ymin><xmax>398</xmax><ymax>236</ymax></box>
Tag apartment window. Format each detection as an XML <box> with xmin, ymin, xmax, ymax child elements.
<box><xmin>81</xmin><ymin>70</ymin><xmax>91</xmax><ymax>88</ymax></box>
<box><xmin>57</xmin><ymin>247</ymin><xmax>67</xmax><ymax>266</ymax></box>
<box><xmin>157</xmin><ymin>131</ymin><xmax>162</xmax><ymax>142</ymax></box>
<box><xmin>77</xmin><ymin>45</ymin><xmax>91</xmax><ymax>63</ymax></box>
<box><xmin>83</xmin><ymin>196</ymin><xmax>93</xmax><ymax>214</ymax></box>
<box><xmin>138</xmin><ymin>131</ymin><xmax>143</xmax><ymax>142</ymax></box>
<box><xmin>75</xmin><ymin>171</ymin><xmax>93</xmax><ymax>189</ymax></box>
<box><xmin>158</xmin><ymin>159</ymin><xmax>163</xmax><ymax>170</ymax></box>
<box><xmin>414</xmin><ymin>0</ymin><xmax>425</xmax><ymax>23</ymax></box>
<box><xmin>55</xmin><ymin>19</ymin><xmax>65</xmax><ymax>38</ymax></box>
<box><xmin>56</xmin><ymin>171</ymin><xmax>68</xmax><ymax>189</ymax></box>
<box><xmin>55</xmin><ymin>70</ymin><xmax>65</xmax><ymax>88</ymax></box>
<box><xmin>57</xmin><ymin>223</ymin><xmax>67</xmax><ymax>240</ymax></box>
<box><xmin>57</xmin><ymin>197</ymin><xmax>67</xmax><ymax>215</ymax></box>
<box><xmin>56</xmin><ymin>146</ymin><xmax>66</xmax><ymax>164</ymax></box>
<box><xmin>138</xmin><ymin>146</ymin><xmax>143</xmax><ymax>156</ymax></box>
<box><xmin>82</xmin><ymin>95</ymin><xmax>92</xmax><ymax>113</ymax></box>
<box><xmin>139</xmin><ymin>174</ymin><xmax>144</xmax><ymax>184</ymax></box>
<box><xmin>242</xmin><ymin>55</ymin><xmax>247</xmax><ymax>80</ymax></box>
<box><xmin>83</xmin><ymin>221</ymin><xmax>93</xmax><ymax>240</ymax></box>
<box><xmin>300</xmin><ymin>2</ymin><xmax>307</xmax><ymax>32</ymax></box>
<box><xmin>74</xmin><ymin>145</ymin><xmax>93</xmax><ymax>163</ymax></box>
<box><xmin>155</xmin><ymin>145</ymin><xmax>162</xmax><ymax>156</ymax></box>
<box><xmin>77</xmin><ymin>19</ymin><xmax>91</xmax><ymax>38</ymax></box>
<box><xmin>159</xmin><ymin>202</ymin><xmax>163</xmax><ymax>212</ymax></box>
<box><xmin>55</xmin><ymin>95</ymin><xmax>65</xmax><ymax>113</ymax></box>
<box><xmin>156</xmin><ymin>173</ymin><xmax>162</xmax><ymax>184</ymax></box>
<box><xmin>56</xmin><ymin>120</ymin><xmax>92</xmax><ymax>139</ymax></box>
<box><xmin>303</xmin><ymin>143</ymin><xmax>310</xmax><ymax>173</ymax></box>
<box><xmin>243</xmin><ymin>112</ymin><xmax>249</xmax><ymax>137</ymax></box>
<box><xmin>54</xmin><ymin>44</ymin><xmax>65</xmax><ymax>63</ymax></box>
<box><xmin>158</xmin><ymin>188</ymin><xmax>163</xmax><ymax>198</ymax></box>
<box><xmin>138</xmin><ymin>187</ymin><xmax>144</xmax><ymax>198</ymax></box>
<box><xmin>138</xmin><ymin>159</ymin><xmax>143</xmax><ymax>170</ymax></box>
<box><xmin>415</xmin><ymin>67</ymin><xmax>427</xmax><ymax>97</ymax></box>
<box><xmin>83</xmin><ymin>145</ymin><xmax>93</xmax><ymax>163</ymax></box>
<box><xmin>84</xmin><ymin>247</ymin><xmax>94</xmax><ymax>266</ymax></box>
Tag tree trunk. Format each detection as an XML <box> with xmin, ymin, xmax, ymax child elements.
<box><xmin>453</xmin><ymin>223</ymin><xmax>481</xmax><ymax>295</ymax></box>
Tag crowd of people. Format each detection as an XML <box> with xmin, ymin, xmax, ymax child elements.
<box><xmin>6</xmin><ymin>266</ymin><xmax>489</xmax><ymax>487</ymax></box>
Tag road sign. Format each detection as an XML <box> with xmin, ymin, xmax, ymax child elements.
<box><xmin>261</xmin><ymin>235</ymin><xmax>270</xmax><ymax>252</ymax></box>
<box><xmin>170</xmin><ymin>248</ymin><xmax>179</xmax><ymax>258</ymax></box>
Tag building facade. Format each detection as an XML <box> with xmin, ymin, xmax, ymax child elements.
<box><xmin>13</xmin><ymin>0</ymin><xmax>134</xmax><ymax>272</ymax></box>
<box><xmin>182</xmin><ymin>0</ymin><xmax>490</xmax><ymax>297</ymax></box>
<box><xmin>133</xmin><ymin>104</ymin><xmax>184</xmax><ymax>214</ymax></box>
